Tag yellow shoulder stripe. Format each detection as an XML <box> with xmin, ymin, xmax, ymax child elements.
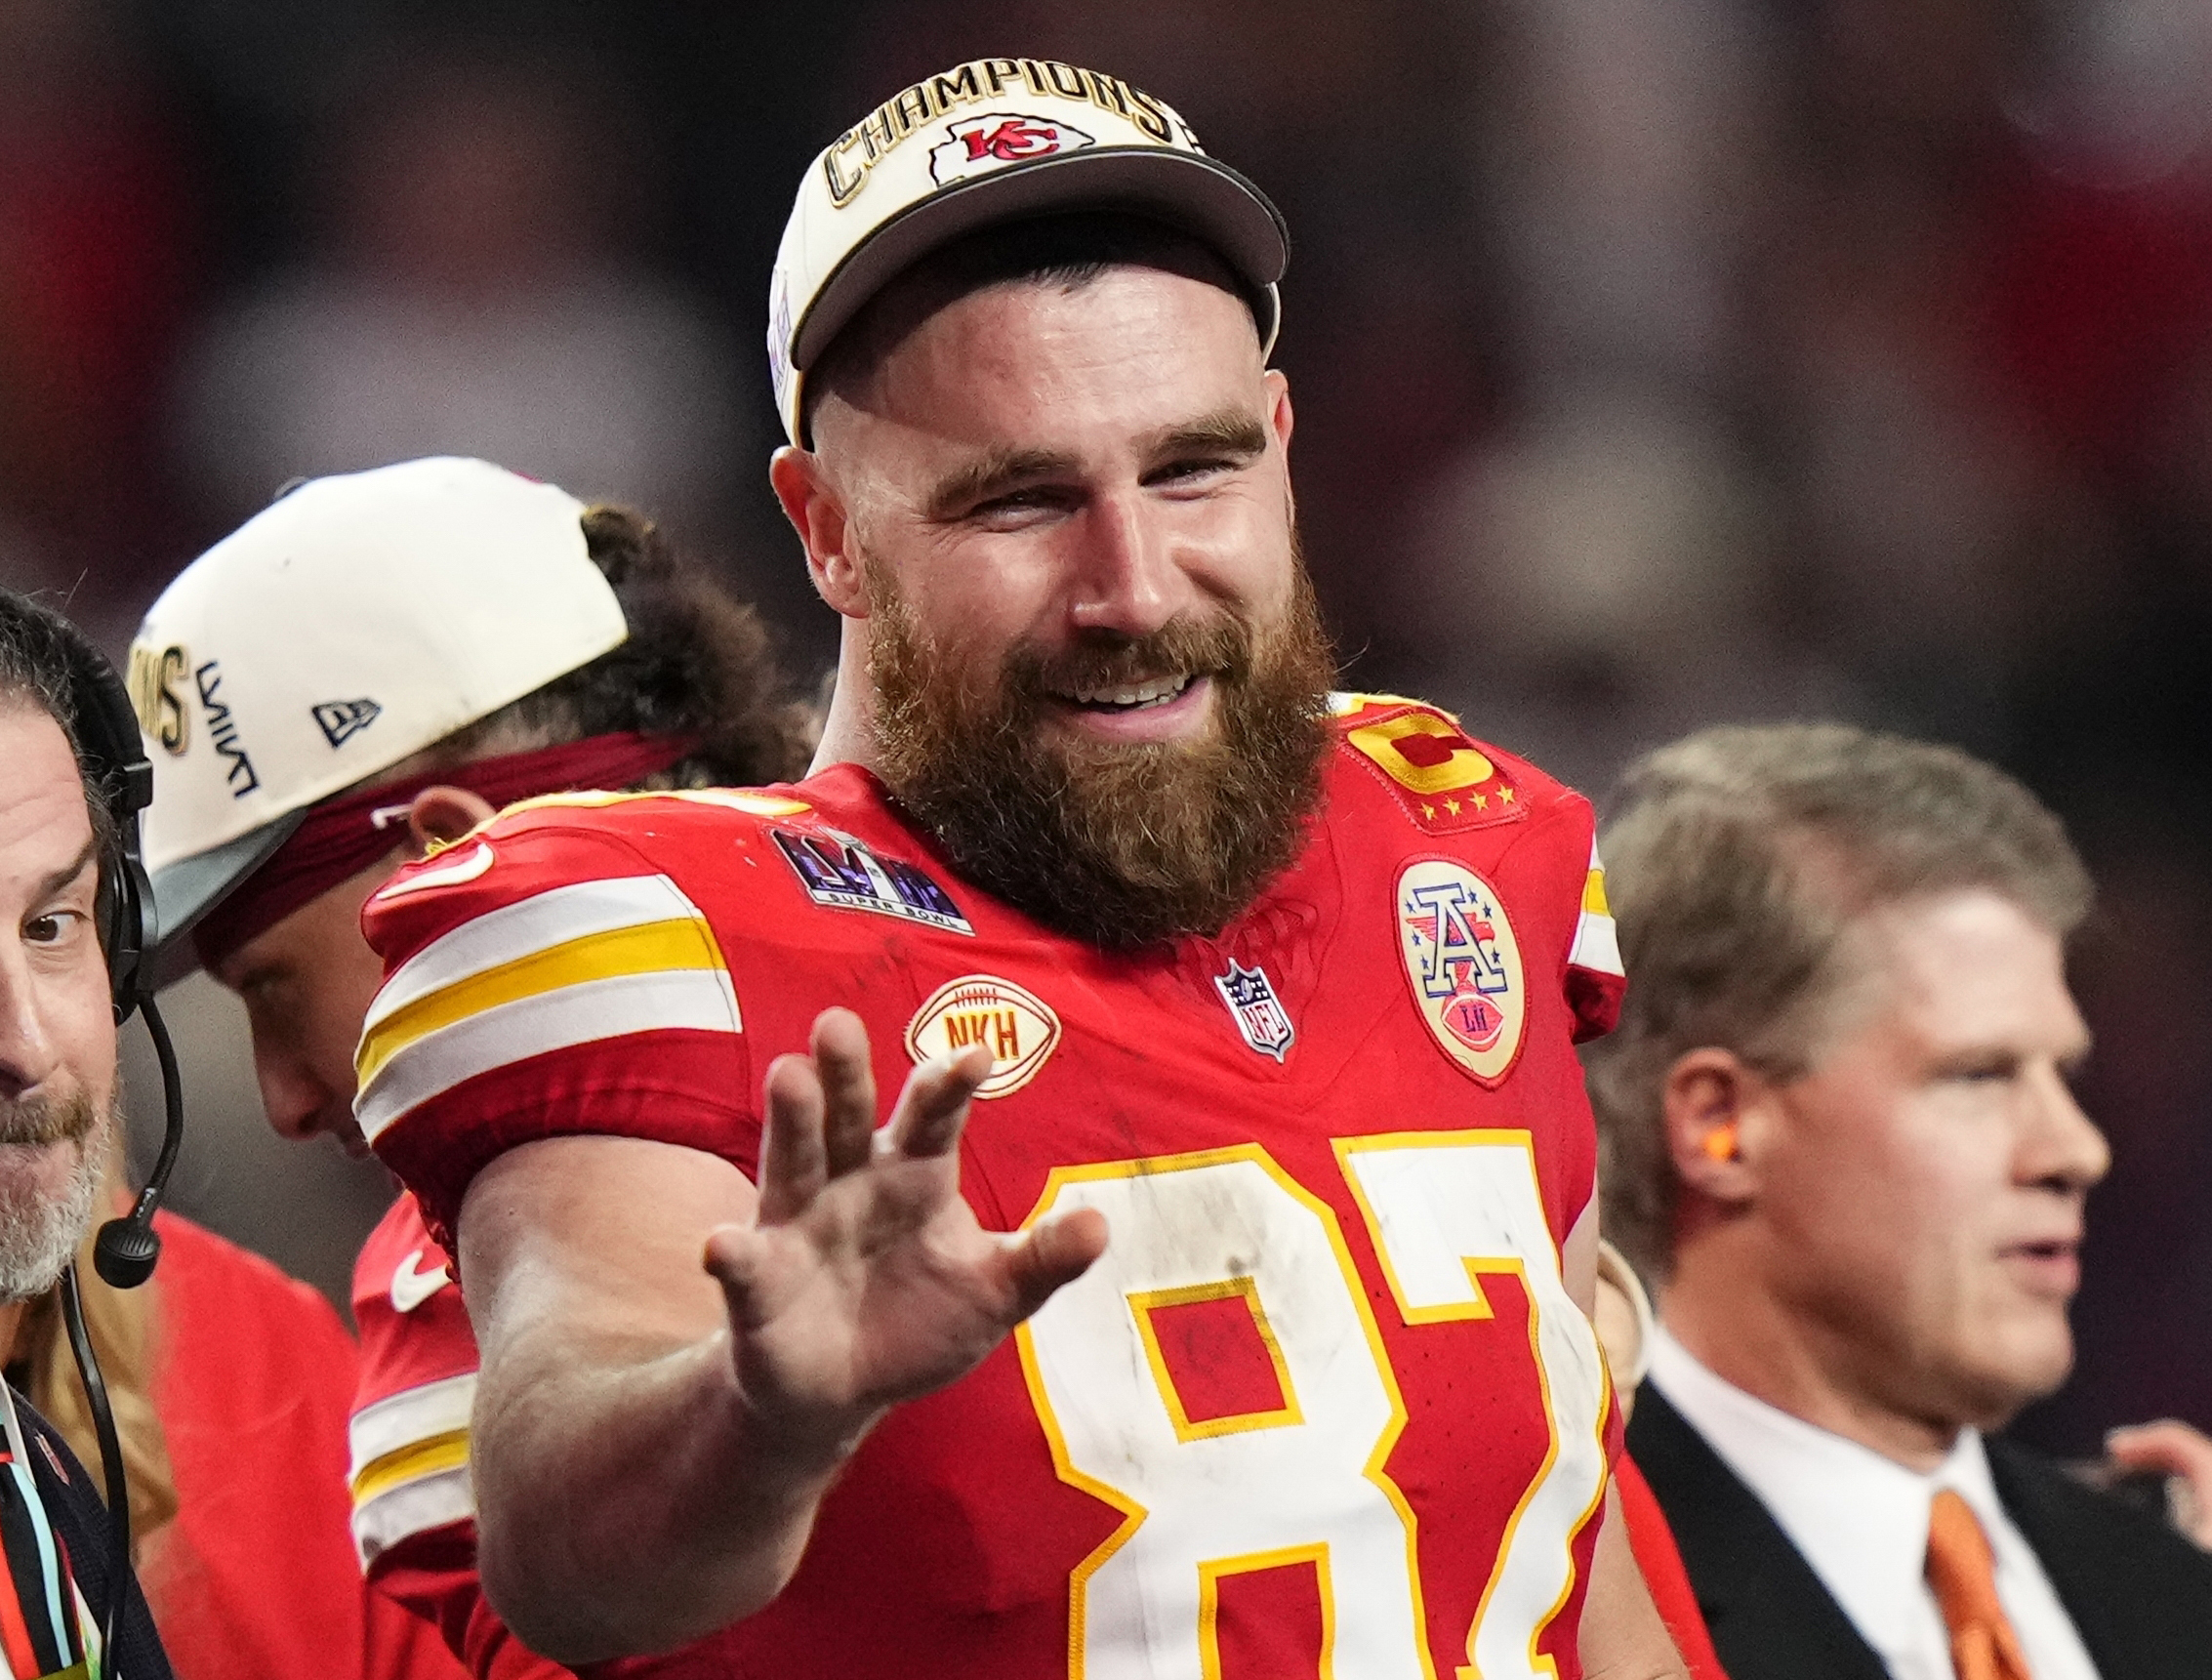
<box><xmin>351</xmin><ymin>1427</ymin><xmax>470</xmax><ymax>1507</ymax></box>
<box><xmin>356</xmin><ymin>916</ymin><xmax>725</xmax><ymax>1088</ymax></box>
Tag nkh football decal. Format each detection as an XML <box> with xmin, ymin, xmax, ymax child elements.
<box><xmin>1212</xmin><ymin>959</ymin><xmax>1295</xmax><ymax>1063</ymax></box>
<box><xmin>905</xmin><ymin>975</ymin><xmax>1062</xmax><ymax>1098</ymax></box>
<box><xmin>1395</xmin><ymin>859</ymin><xmax>1527</xmax><ymax>1084</ymax></box>
<box><xmin>927</xmin><ymin>112</ymin><xmax>1094</xmax><ymax>186</ymax></box>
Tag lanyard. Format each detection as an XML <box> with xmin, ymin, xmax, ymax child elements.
<box><xmin>0</xmin><ymin>1387</ymin><xmax>96</xmax><ymax>1680</ymax></box>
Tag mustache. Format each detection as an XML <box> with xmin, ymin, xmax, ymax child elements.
<box><xmin>1009</xmin><ymin>615</ymin><xmax>1255</xmax><ymax>703</ymax></box>
<box><xmin>0</xmin><ymin>1089</ymin><xmax>98</xmax><ymax>1149</ymax></box>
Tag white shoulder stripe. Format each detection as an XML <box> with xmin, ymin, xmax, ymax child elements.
<box><xmin>366</xmin><ymin>874</ymin><xmax>708</xmax><ymax>1033</ymax></box>
<box><xmin>1570</xmin><ymin>911</ymin><xmax>1623</xmax><ymax>978</ymax></box>
<box><xmin>356</xmin><ymin>966</ymin><xmax>742</xmax><ymax>1144</ymax></box>
<box><xmin>348</xmin><ymin>1372</ymin><xmax>476</xmax><ymax>1476</ymax></box>
<box><xmin>353</xmin><ymin>1467</ymin><xmax>475</xmax><ymax>1570</ymax></box>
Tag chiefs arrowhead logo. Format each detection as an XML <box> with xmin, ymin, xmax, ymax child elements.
<box><xmin>928</xmin><ymin>112</ymin><xmax>1094</xmax><ymax>186</ymax></box>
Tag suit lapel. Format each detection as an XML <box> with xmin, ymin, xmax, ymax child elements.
<box><xmin>1987</xmin><ymin>1434</ymin><xmax>2212</xmax><ymax>1680</ymax></box>
<box><xmin>1627</xmin><ymin>1386</ymin><xmax>1893</xmax><ymax>1680</ymax></box>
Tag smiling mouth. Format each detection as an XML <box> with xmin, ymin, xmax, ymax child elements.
<box><xmin>1050</xmin><ymin>673</ymin><xmax>1200</xmax><ymax>714</ymax></box>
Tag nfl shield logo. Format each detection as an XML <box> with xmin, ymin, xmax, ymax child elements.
<box><xmin>1213</xmin><ymin>959</ymin><xmax>1295</xmax><ymax>1063</ymax></box>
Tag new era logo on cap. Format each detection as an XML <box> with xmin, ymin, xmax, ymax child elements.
<box><xmin>314</xmin><ymin>698</ymin><xmax>383</xmax><ymax>748</ymax></box>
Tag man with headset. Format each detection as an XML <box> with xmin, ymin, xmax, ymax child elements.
<box><xmin>0</xmin><ymin>588</ymin><xmax>174</xmax><ymax>1676</ymax></box>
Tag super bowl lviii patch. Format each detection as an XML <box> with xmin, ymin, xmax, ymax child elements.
<box><xmin>1395</xmin><ymin>858</ymin><xmax>1526</xmax><ymax>1084</ymax></box>
<box><xmin>905</xmin><ymin>974</ymin><xmax>1062</xmax><ymax>1097</ymax></box>
<box><xmin>771</xmin><ymin>828</ymin><xmax>973</xmax><ymax>935</ymax></box>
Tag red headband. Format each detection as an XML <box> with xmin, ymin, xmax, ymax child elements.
<box><xmin>191</xmin><ymin>730</ymin><xmax>698</xmax><ymax>973</ymax></box>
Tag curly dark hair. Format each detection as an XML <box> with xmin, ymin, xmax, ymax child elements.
<box><xmin>430</xmin><ymin>505</ymin><xmax>816</xmax><ymax>789</ymax></box>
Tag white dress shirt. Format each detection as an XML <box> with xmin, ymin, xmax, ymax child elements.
<box><xmin>1647</xmin><ymin>1327</ymin><xmax>2102</xmax><ymax>1680</ymax></box>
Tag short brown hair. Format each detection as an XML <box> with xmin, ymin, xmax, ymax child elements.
<box><xmin>1585</xmin><ymin>722</ymin><xmax>2092</xmax><ymax>1281</ymax></box>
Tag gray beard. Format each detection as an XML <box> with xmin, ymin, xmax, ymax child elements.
<box><xmin>0</xmin><ymin>1095</ymin><xmax>109</xmax><ymax>1302</ymax></box>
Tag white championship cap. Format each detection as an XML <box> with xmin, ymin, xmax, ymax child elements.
<box><xmin>767</xmin><ymin>56</ymin><xmax>1290</xmax><ymax>444</ymax></box>
<box><xmin>128</xmin><ymin>457</ymin><xmax>626</xmax><ymax>955</ymax></box>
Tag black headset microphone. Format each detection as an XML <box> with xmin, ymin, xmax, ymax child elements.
<box><xmin>3</xmin><ymin>591</ymin><xmax>187</xmax><ymax>1672</ymax></box>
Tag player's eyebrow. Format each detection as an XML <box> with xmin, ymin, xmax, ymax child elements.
<box><xmin>29</xmin><ymin>838</ymin><xmax>99</xmax><ymax>908</ymax></box>
<box><xmin>1144</xmin><ymin>408</ymin><xmax>1268</xmax><ymax>464</ymax></box>
<box><xmin>925</xmin><ymin>447</ymin><xmax>1081</xmax><ymax>519</ymax></box>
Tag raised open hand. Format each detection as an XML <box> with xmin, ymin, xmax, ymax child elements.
<box><xmin>702</xmin><ymin>1007</ymin><xmax>1108</xmax><ymax>1459</ymax></box>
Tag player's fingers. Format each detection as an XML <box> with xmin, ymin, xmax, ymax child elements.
<box><xmin>996</xmin><ymin>1208</ymin><xmax>1109</xmax><ymax>1321</ymax></box>
<box><xmin>703</xmin><ymin>1224</ymin><xmax>789</xmax><ymax>1333</ymax></box>
<box><xmin>757</xmin><ymin>1053</ymin><xmax>827</xmax><ymax>1225</ymax></box>
<box><xmin>2109</xmin><ymin>1419</ymin><xmax>2212</xmax><ymax>1481</ymax></box>
<box><xmin>811</xmin><ymin>1008</ymin><xmax>879</xmax><ymax>1179</ymax></box>
<box><xmin>885</xmin><ymin>1045</ymin><xmax>993</xmax><ymax>1160</ymax></box>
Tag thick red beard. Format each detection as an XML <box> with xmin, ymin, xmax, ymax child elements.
<box><xmin>866</xmin><ymin>562</ymin><xmax>1336</xmax><ymax>950</ymax></box>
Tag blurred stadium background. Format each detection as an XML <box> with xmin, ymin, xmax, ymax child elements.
<box><xmin>4</xmin><ymin>0</ymin><xmax>2209</xmax><ymax>1455</ymax></box>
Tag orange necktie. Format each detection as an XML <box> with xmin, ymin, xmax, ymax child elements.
<box><xmin>1925</xmin><ymin>1488</ymin><xmax>2033</xmax><ymax>1680</ymax></box>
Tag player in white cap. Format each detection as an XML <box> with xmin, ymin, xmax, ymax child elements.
<box><xmin>128</xmin><ymin>456</ymin><xmax>812</xmax><ymax>1676</ymax></box>
<box><xmin>357</xmin><ymin>61</ymin><xmax>1688</xmax><ymax>1678</ymax></box>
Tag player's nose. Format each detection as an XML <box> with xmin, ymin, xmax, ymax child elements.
<box><xmin>0</xmin><ymin>949</ymin><xmax>58</xmax><ymax>1102</ymax></box>
<box><xmin>253</xmin><ymin>1045</ymin><xmax>336</xmax><ymax>1142</ymax></box>
<box><xmin>1064</xmin><ymin>492</ymin><xmax>1192</xmax><ymax>640</ymax></box>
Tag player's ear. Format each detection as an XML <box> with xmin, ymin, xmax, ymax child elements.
<box><xmin>770</xmin><ymin>446</ymin><xmax>866</xmax><ymax>618</ymax></box>
<box><xmin>1264</xmin><ymin>369</ymin><xmax>1293</xmax><ymax>458</ymax></box>
<box><xmin>407</xmin><ymin>786</ymin><xmax>498</xmax><ymax>857</ymax></box>
<box><xmin>1663</xmin><ymin>1046</ymin><xmax>1766</xmax><ymax>1209</ymax></box>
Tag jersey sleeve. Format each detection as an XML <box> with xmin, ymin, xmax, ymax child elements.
<box><xmin>349</xmin><ymin>1194</ymin><xmax>476</xmax><ymax>1580</ymax></box>
<box><xmin>356</xmin><ymin>807</ymin><xmax>756</xmax><ymax>1245</ymax></box>
<box><xmin>1565</xmin><ymin>830</ymin><xmax>1625</xmax><ymax>1044</ymax></box>
<box><xmin>350</xmin><ymin>1195</ymin><xmax>576</xmax><ymax>1680</ymax></box>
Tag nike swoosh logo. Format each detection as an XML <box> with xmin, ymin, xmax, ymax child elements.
<box><xmin>373</xmin><ymin>840</ymin><xmax>495</xmax><ymax>902</ymax></box>
<box><xmin>389</xmin><ymin>1248</ymin><xmax>453</xmax><ymax>1313</ymax></box>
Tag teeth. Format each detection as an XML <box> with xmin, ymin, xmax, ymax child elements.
<box><xmin>1064</xmin><ymin>674</ymin><xmax>1194</xmax><ymax>709</ymax></box>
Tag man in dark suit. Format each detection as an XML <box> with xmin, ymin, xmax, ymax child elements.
<box><xmin>1584</xmin><ymin>721</ymin><xmax>2212</xmax><ymax>1680</ymax></box>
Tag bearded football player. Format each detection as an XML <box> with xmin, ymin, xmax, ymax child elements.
<box><xmin>358</xmin><ymin>60</ymin><xmax>1687</xmax><ymax>1678</ymax></box>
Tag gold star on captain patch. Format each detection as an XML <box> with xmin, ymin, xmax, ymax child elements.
<box><xmin>1500</xmin><ymin>787</ymin><xmax>1516</xmax><ymax>804</ymax></box>
<box><xmin>1445</xmin><ymin>799</ymin><xmax>1461</xmax><ymax>816</ymax></box>
<box><xmin>1421</xmin><ymin>802</ymin><xmax>1437</xmax><ymax>820</ymax></box>
<box><xmin>1473</xmin><ymin>793</ymin><xmax>1488</xmax><ymax>810</ymax></box>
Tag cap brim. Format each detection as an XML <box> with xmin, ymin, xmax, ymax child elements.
<box><xmin>146</xmin><ymin>808</ymin><xmax>307</xmax><ymax>987</ymax></box>
<box><xmin>792</xmin><ymin>145</ymin><xmax>1290</xmax><ymax>375</ymax></box>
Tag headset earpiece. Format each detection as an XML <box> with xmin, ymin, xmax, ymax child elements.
<box><xmin>42</xmin><ymin>611</ymin><xmax>156</xmax><ymax>1021</ymax></box>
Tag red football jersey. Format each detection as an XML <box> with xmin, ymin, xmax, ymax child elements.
<box><xmin>350</xmin><ymin>1193</ymin><xmax>572</xmax><ymax>1680</ymax></box>
<box><xmin>357</xmin><ymin>695</ymin><xmax>1627</xmax><ymax>1680</ymax></box>
<box><xmin>137</xmin><ymin>1211</ymin><xmax>469</xmax><ymax>1680</ymax></box>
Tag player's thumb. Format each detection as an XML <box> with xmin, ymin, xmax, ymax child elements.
<box><xmin>1001</xmin><ymin>1209</ymin><xmax>1108</xmax><ymax>1321</ymax></box>
<box><xmin>703</xmin><ymin>1225</ymin><xmax>787</xmax><ymax>1332</ymax></box>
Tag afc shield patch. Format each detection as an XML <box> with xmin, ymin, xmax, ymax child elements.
<box><xmin>1394</xmin><ymin>858</ymin><xmax>1526</xmax><ymax>1084</ymax></box>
